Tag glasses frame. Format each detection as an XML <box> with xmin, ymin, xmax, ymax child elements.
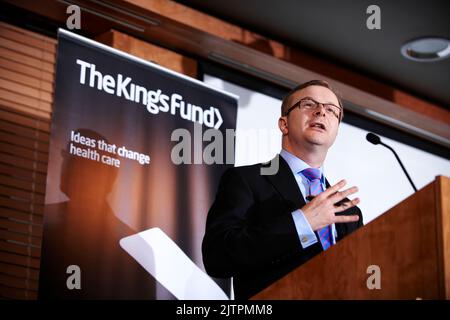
<box><xmin>284</xmin><ymin>97</ymin><xmax>342</xmax><ymax>120</ymax></box>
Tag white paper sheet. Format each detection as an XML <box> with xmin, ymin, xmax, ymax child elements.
<box><xmin>119</xmin><ymin>227</ymin><xmax>229</xmax><ymax>300</ymax></box>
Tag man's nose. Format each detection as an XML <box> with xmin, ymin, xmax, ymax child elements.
<box><xmin>313</xmin><ymin>104</ymin><xmax>326</xmax><ymax>117</ymax></box>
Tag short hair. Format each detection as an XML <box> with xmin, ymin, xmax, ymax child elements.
<box><xmin>281</xmin><ymin>79</ymin><xmax>344</xmax><ymax>121</ymax></box>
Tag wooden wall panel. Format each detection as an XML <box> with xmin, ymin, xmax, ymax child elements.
<box><xmin>436</xmin><ymin>176</ymin><xmax>450</xmax><ymax>298</ymax></box>
<box><xmin>126</xmin><ymin>0</ymin><xmax>287</xmax><ymax>59</ymax></box>
<box><xmin>95</xmin><ymin>29</ymin><xmax>197</xmax><ymax>78</ymax></box>
<box><xmin>0</xmin><ymin>21</ymin><xmax>55</xmax><ymax>300</ymax></box>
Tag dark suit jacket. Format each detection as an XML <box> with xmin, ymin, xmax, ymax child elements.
<box><xmin>202</xmin><ymin>155</ymin><xmax>363</xmax><ymax>300</ymax></box>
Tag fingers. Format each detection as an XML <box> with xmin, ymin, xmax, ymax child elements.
<box><xmin>334</xmin><ymin>198</ymin><xmax>360</xmax><ymax>212</ymax></box>
<box><xmin>329</xmin><ymin>185</ymin><xmax>358</xmax><ymax>204</ymax></box>
<box><xmin>333</xmin><ymin>214</ymin><xmax>360</xmax><ymax>224</ymax></box>
<box><xmin>320</xmin><ymin>179</ymin><xmax>346</xmax><ymax>198</ymax></box>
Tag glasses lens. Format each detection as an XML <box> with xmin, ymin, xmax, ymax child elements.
<box><xmin>324</xmin><ymin>104</ymin><xmax>340</xmax><ymax>118</ymax></box>
<box><xmin>300</xmin><ymin>99</ymin><xmax>316</xmax><ymax>109</ymax></box>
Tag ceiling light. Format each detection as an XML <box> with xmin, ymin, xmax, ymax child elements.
<box><xmin>401</xmin><ymin>37</ymin><xmax>450</xmax><ymax>62</ymax></box>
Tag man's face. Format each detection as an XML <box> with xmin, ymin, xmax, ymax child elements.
<box><xmin>281</xmin><ymin>85</ymin><xmax>341</xmax><ymax>150</ymax></box>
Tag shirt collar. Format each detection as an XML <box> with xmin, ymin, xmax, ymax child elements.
<box><xmin>279</xmin><ymin>149</ymin><xmax>324</xmax><ymax>182</ymax></box>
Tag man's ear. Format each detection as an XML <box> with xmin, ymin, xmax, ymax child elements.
<box><xmin>278</xmin><ymin>117</ymin><xmax>288</xmax><ymax>135</ymax></box>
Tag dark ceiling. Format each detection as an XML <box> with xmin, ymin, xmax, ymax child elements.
<box><xmin>176</xmin><ymin>0</ymin><xmax>450</xmax><ymax>109</ymax></box>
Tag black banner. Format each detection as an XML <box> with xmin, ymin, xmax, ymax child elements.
<box><xmin>39</xmin><ymin>30</ymin><xmax>237</xmax><ymax>299</ymax></box>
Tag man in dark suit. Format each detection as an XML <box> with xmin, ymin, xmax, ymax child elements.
<box><xmin>202</xmin><ymin>80</ymin><xmax>363</xmax><ymax>300</ymax></box>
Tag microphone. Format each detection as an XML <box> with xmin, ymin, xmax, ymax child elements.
<box><xmin>366</xmin><ymin>132</ymin><xmax>417</xmax><ymax>192</ymax></box>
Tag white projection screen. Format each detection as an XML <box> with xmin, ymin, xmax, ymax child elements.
<box><xmin>204</xmin><ymin>74</ymin><xmax>450</xmax><ymax>224</ymax></box>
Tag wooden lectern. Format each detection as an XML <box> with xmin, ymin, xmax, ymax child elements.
<box><xmin>252</xmin><ymin>176</ymin><xmax>450</xmax><ymax>300</ymax></box>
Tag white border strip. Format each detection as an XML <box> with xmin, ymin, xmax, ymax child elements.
<box><xmin>58</xmin><ymin>28</ymin><xmax>240</xmax><ymax>101</ymax></box>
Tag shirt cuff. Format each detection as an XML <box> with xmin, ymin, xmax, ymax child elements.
<box><xmin>291</xmin><ymin>209</ymin><xmax>318</xmax><ymax>249</ymax></box>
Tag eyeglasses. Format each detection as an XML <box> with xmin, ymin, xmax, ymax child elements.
<box><xmin>284</xmin><ymin>97</ymin><xmax>342</xmax><ymax>120</ymax></box>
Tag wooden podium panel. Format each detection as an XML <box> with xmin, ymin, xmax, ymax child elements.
<box><xmin>253</xmin><ymin>176</ymin><xmax>450</xmax><ymax>299</ymax></box>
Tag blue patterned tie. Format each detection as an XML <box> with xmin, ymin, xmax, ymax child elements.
<box><xmin>301</xmin><ymin>168</ymin><xmax>332</xmax><ymax>250</ymax></box>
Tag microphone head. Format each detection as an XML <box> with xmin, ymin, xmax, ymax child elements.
<box><xmin>366</xmin><ymin>132</ymin><xmax>381</xmax><ymax>145</ymax></box>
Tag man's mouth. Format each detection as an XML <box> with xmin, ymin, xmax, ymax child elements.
<box><xmin>309</xmin><ymin>122</ymin><xmax>326</xmax><ymax>131</ymax></box>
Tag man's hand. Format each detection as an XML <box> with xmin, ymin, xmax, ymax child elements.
<box><xmin>302</xmin><ymin>180</ymin><xmax>360</xmax><ymax>231</ymax></box>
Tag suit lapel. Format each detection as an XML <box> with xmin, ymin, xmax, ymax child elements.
<box><xmin>263</xmin><ymin>155</ymin><xmax>306</xmax><ymax>212</ymax></box>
